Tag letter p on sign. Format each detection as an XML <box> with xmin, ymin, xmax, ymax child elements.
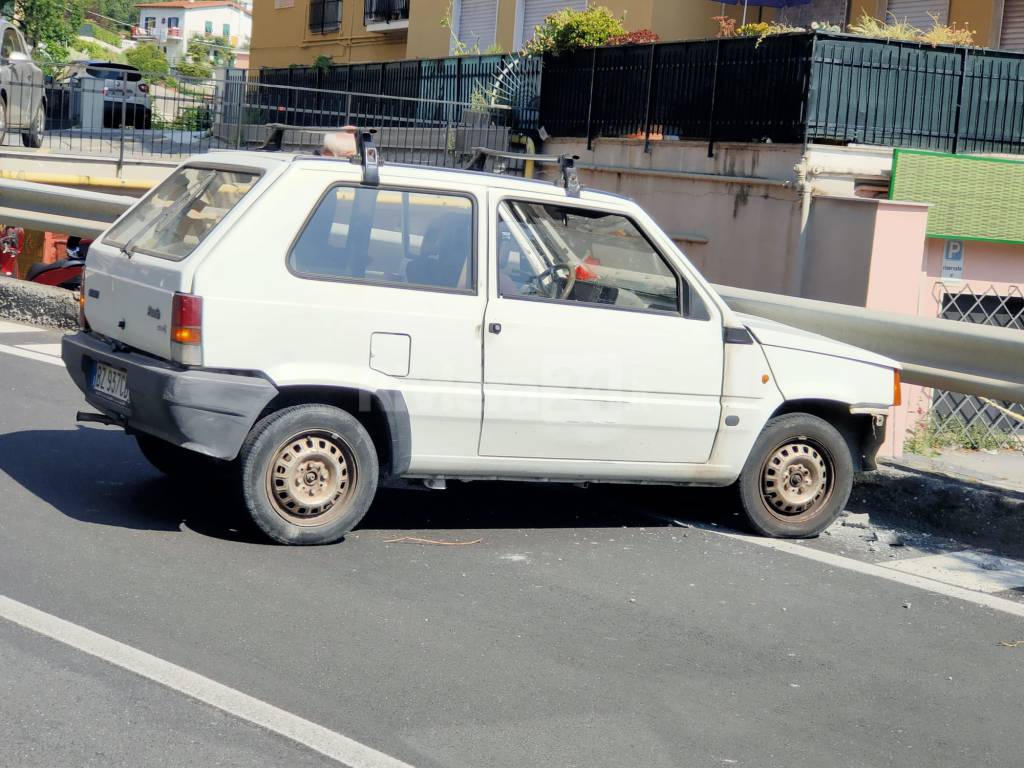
<box><xmin>942</xmin><ymin>240</ymin><xmax>964</xmax><ymax>280</ymax></box>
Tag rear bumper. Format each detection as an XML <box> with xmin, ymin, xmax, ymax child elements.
<box><xmin>62</xmin><ymin>332</ymin><xmax>277</xmax><ymax>460</ymax></box>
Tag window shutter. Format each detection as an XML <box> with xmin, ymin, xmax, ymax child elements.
<box><xmin>885</xmin><ymin>0</ymin><xmax>949</xmax><ymax>29</ymax></box>
<box><xmin>1002</xmin><ymin>0</ymin><xmax>1024</xmax><ymax>50</ymax></box>
<box><xmin>456</xmin><ymin>0</ymin><xmax>497</xmax><ymax>51</ymax></box>
<box><xmin>521</xmin><ymin>0</ymin><xmax>586</xmax><ymax>45</ymax></box>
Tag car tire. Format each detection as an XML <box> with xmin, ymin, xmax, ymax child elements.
<box><xmin>136</xmin><ymin>432</ymin><xmax>231</xmax><ymax>478</ymax></box>
<box><xmin>0</xmin><ymin>97</ymin><xmax>8</xmax><ymax>145</ymax></box>
<box><xmin>21</xmin><ymin>101</ymin><xmax>44</xmax><ymax>148</ymax></box>
<box><xmin>239</xmin><ymin>404</ymin><xmax>379</xmax><ymax>545</ymax></box>
<box><xmin>736</xmin><ymin>413</ymin><xmax>853</xmax><ymax>538</ymax></box>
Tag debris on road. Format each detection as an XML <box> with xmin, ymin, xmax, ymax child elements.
<box><xmin>997</xmin><ymin>639</ymin><xmax>1024</xmax><ymax>648</ymax></box>
<box><xmin>382</xmin><ymin>536</ymin><xmax>483</xmax><ymax>546</ymax></box>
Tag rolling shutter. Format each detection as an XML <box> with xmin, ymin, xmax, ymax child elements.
<box><xmin>521</xmin><ymin>0</ymin><xmax>587</xmax><ymax>45</ymax></box>
<box><xmin>457</xmin><ymin>0</ymin><xmax>497</xmax><ymax>51</ymax></box>
<box><xmin>1002</xmin><ymin>0</ymin><xmax>1024</xmax><ymax>50</ymax></box>
<box><xmin>885</xmin><ymin>0</ymin><xmax>949</xmax><ymax>29</ymax></box>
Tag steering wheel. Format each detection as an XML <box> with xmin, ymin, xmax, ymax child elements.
<box><xmin>533</xmin><ymin>262</ymin><xmax>576</xmax><ymax>300</ymax></box>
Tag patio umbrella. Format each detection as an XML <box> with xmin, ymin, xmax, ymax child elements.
<box><xmin>718</xmin><ymin>0</ymin><xmax>814</xmax><ymax>25</ymax></box>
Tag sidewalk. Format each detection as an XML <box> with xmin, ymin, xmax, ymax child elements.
<box><xmin>886</xmin><ymin>449</ymin><xmax>1024</xmax><ymax>494</ymax></box>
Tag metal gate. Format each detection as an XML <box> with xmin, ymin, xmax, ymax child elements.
<box><xmin>930</xmin><ymin>283</ymin><xmax>1024</xmax><ymax>449</ymax></box>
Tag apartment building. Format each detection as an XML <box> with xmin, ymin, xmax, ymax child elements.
<box><xmin>249</xmin><ymin>0</ymin><xmax>747</xmax><ymax>69</ymax></box>
<box><xmin>249</xmin><ymin>0</ymin><xmax>1024</xmax><ymax>71</ymax></box>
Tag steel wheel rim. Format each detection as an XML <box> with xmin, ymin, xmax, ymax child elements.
<box><xmin>264</xmin><ymin>430</ymin><xmax>356</xmax><ymax>527</ymax></box>
<box><xmin>33</xmin><ymin>105</ymin><xmax>43</xmax><ymax>138</ymax></box>
<box><xmin>759</xmin><ymin>437</ymin><xmax>834</xmax><ymax>523</ymax></box>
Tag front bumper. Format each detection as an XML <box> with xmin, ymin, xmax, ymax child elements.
<box><xmin>62</xmin><ymin>332</ymin><xmax>277</xmax><ymax>460</ymax></box>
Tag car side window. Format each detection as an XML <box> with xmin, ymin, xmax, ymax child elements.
<box><xmin>290</xmin><ymin>186</ymin><xmax>475</xmax><ymax>292</ymax></box>
<box><xmin>1</xmin><ymin>29</ymin><xmax>18</xmax><ymax>58</ymax></box>
<box><xmin>497</xmin><ymin>200</ymin><xmax>698</xmax><ymax>316</ymax></box>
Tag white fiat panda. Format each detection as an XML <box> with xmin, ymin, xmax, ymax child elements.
<box><xmin>63</xmin><ymin>143</ymin><xmax>900</xmax><ymax>545</ymax></box>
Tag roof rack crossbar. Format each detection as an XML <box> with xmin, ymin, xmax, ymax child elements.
<box><xmin>353</xmin><ymin>129</ymin><xmax>381</xmax><ymax>186</ymax></box>
<box><xmin>465</xmin><ymin>148</ymin><xmax>581</xmax><ymax>197</ymax></box>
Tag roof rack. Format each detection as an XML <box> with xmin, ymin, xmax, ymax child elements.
<box><xmin>258</xmin><ymin>123</ymin><xmax>381</xmax><ymax>185</ymax></box>
<box><xmin>464</xmin><ymin>148</ymin><xmax>581</xmax><ymax>197</ymax></box>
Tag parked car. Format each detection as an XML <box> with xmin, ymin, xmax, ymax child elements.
<box><xmin>0</xmin><ymin>19</ymin><xmax>45</xmax><ymax>147</ymax></box>
<box><xmin>59</xmin><ymin>61</ymin><xmax>152</xmax><ymax>129</ymax></box>
<box><xmin>62</xmin><ymin>145</ymin><xmax>900</xmax><ymax>546</ymax></box>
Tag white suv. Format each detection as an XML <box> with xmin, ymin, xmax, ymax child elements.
<box><xmin>63</xmin><ymin>146</ymin><xmax>900</xmax><ymax>545</ymax></box>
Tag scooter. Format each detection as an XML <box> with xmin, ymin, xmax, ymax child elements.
<box><xmin>25</xmin><ymin>236</ymin><xmax>91</xmax><ymax>291</ymax></box>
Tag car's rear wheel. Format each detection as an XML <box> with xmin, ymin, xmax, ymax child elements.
<box><xmin>22</xmin><ymin>101</ymin><xmax>44</xmax><ymax>148</ymax></box>
<box><xmin>737</xmin><ymin>413</ymin><xmax>853</xmax><ymax>538</ymax></box>
<box><xmin>239</xmin><ymin>404</ymin><xmax>378</xmax><ymax>545</ymax></box>
<box><xmin>0</xmin><ymin>97</ymin><xmax>8</xmax><ymax>145</ymax></box>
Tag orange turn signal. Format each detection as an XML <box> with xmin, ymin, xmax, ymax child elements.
<box><xmin>893</xmin><ymin>369</ymin><xmax>902</xmax><ymax>406</ymax></box>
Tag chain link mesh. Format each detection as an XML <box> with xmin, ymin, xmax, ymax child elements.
<box><xmin>929</xmin><ymin>282</ymin><xmax>1024</xmax><ymax>450</ymax></box>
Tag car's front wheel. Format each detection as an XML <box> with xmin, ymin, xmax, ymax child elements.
<box><xmin>239</xmin><ymin>404</ymin><xmax>379</xmax><ymax>545</ymax></box>
<box><xmin>22</xmin><ymin>101</ymin><xmax>44</xmax><ymax>148</ymax></box>
<box><xmin>736</xmin><ymin>413</ymin><xmax>853</xmax><ymax>538</ymax></box>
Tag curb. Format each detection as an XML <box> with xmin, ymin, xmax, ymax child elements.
<box><xmin>0</xmin><ymin>277</ymin><xmax>79</xmax><ymax>331</ymax></box>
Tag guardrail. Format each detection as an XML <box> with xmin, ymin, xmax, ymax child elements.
<box><xmin>2</xmin><ymin>178</ymin><xmax>1021</xmax><ymax>404</ymax></box>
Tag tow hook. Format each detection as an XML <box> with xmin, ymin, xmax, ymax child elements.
<box><xmin>76</xmin><ymin>410</ymin><xmax>126</xmax><ymax>428</ymax></box>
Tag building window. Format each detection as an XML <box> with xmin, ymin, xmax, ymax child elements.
<box><xmin>223</xmin><ymin>23</ymin><xmax>230</xmax><ymax>36</ymax></box>
<box><xmin>168</xmin><ymin>16</ymin><xmax>179</xmax><ymax>27</ymax></box>
<box><xmin>144</xmin><ymin>16</ymin><xmax>156</xmax><ymax>29</ymax></box>
<box><xmin>309</xmin><ymin>0</ymin><xmax>342</xmax><ymax>34</ymax></box>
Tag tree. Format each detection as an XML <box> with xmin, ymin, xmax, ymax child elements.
<box><xmin>125</xmin><ymin>42</ymin><xmax>169</xmax><ymax>77</ymax></box>
<box><xmin>14</xmin><ymin>0</ymin><xmax>85</xmax><ymax>64</ymax></box>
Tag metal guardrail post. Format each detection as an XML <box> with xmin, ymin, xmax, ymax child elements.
<box><xmin>585</xmin><ymin>47</ymin><xmax>597</xmax><ymax>151</ymax></box>
<box><xmin>707</xmin><ymin>38</ymin><xmax>721</xmax><ymax>159</ymax></box>
<box><xmin>116</xmin><ymin>69</ymin><xmax>127</xmax><ymax>175</ymax></box>
<box><xmin>952</xmin><ymin>47</ymin><xmax>968</xmax><ymax>154</ymax></box>
<box><xmin>642</xmin><ymin>42</ymin><xmax>656</xmax><ymax>153</ymax></box>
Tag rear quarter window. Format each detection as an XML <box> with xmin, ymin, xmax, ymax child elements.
<box><xmin>104</xmin><ymin>167</ymin><xmax>260</xmax><ymax>261</ymax></box>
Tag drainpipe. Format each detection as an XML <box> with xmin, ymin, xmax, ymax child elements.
<box><xmin>791</xmin><ymin>152</ymin><xmax>813</xmax><ymax>297</ymax></box>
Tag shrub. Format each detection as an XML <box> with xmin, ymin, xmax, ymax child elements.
<box><xmin>523</xmin><ymin>5</ymin><xmax>626</xmax><ymax>55</ymax></box>
<box><xmin>125</xmin><ymin>43</ymin><xmax>169</xmax><ymax>77</ymax></box>
<box><xmin>91</xmin><ymin>24</ymin><xmax>123</xmax><ymax>48</ymax></box>
<box><xmin>175</xmin><ymin>59</ymin><xmax>213</xmax><ymax>79</ymax></box>
<box><xmin>606</xmin><ymin>29</ymin><xmax>659</xmax><ymax>46</ymax></box>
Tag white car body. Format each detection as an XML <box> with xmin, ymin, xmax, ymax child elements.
<box><xmin>63</xmin><ymin>150</ymin><xmax>899</xmax><ymax>542</ymax></box>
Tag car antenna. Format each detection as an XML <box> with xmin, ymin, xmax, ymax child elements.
<box><xmin>352</xmin><ymin>129</ymin><xmax>381</xmax><ymax>186</ymax></box>
<box><xmin>463</xmin><ymin>148</ymin><xmax>582</xmax><ymax>196</ymax></box>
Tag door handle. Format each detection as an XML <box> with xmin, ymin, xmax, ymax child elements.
<box><xmin>488</xmin><ymin>322</ymin><xmax>502</xmax><ymax>335</ymax></box>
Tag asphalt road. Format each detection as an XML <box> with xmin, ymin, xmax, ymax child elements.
<box><xmin>1</xmin><ymin>325</ymin><xmax>1022</xmax><ymax>768</ymax></box>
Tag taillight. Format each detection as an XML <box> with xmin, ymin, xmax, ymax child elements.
<box><xmin>893</xmin><ymin>369</ymin><xmax>902</xmax><ymax>407</ymax></box>
<box><xmin>78</xmin><ymin>274</ymin><xmax>89</xmax><ymax>330</ymax></box>
<box><xmin>138</xmin><ymin>82</ymin><xmax>149</xmax><ymax>93</ymax></box>
<box><xmin>171</xmin><ymin>292</ymin><xmax>202</xmax><ymax>365</ymax></box>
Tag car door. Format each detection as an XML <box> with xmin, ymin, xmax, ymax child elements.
<box><xmin>480</xmin><ymin>193</ymin><xmax>724</xmax><ymax>464</ymax></box>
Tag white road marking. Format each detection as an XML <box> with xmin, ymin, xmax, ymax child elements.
<box><xmin>882</xmin><ymin>550</ymin><xmax>1024</xmax><ymax>594</ymax></box>
<box><xmin>0</xmin><ymin>319</ymin><xmax>44</xmax><ymax>334</ymax></box>
<box><xmin>705</xmin><ymin>528</ymin><xmax>1024</xmax><ymax>619</ymax></box>
<box><xmin>17</xmin><ymin>342</ymin><xmax>63</xmax><ymax>358</ymax></box>
<box><xmin>0</xmin><ymin>594</ymin><xmax>415</xmax><ymax>768</ymax></box>
<box><xmin>0</xmin><ymin>342</ymin><xmax>64</xmax><ymax>367</ymax></box>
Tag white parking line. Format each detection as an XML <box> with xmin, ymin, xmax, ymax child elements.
<box><xmin>16</xmin><ymin>343</ymin><xmax>63</xmax><ymax>358</ymax></box>
<box><xmin>0</xmin><ymin>595</ymin><xmax>415</xmax><ymax>768</ymax></box>
<box><xmin>0</xmin><ymin>343</ymin><xmax>64</xmax><ymax>367</ymax></box>
<box><xmin>705</xmin><ymin>528</ymin><xmax>1024</xmax><ymax>619</ymax></box>
<box><xmin>0</xmin><ymin>319</ymin><xmax>44</xmax><ymax>334</ymax></box>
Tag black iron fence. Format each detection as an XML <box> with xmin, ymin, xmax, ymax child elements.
<box><xmin>259</xmin><ymin>53</ymin><xmax>542</xmax><ymax>131</ymax></box>
<box><xmin>540</xmin><ymin>31</ymin><xmax>1024</xmax><ymax>155</ymax></box>
<box><xmin>0</xmin><ymin>65</ymin><xmax>513</xmax><ymax>169</ymax></box>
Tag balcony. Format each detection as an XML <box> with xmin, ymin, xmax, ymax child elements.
<box><xmin>364</xmin><ymin>0</ymin><xmax>409</xmax><ymax>33</ymax></box>
<box><xmin>132</xmin><ymin>25</ymin><xmax>182</xmax><ymax>40</ymax></box>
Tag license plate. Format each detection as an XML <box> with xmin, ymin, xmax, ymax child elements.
<box><xmin>93</xmin><ymin>362</ymin><xmax>130</xmax><ymax>405</ymax></box>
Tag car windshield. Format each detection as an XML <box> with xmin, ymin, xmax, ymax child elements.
<box><xmin>104</xmin><ymin>167</ymin><xmax>260</xmax><ymax>260</ymax></box>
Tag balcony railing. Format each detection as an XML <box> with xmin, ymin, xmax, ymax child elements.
<box><xmin>364</xmin><ymin>0</ymin><xmax>409</xmax><ymax>30</ymax></box>
<box><xmin>540</xmin><ymin>31</ymin><xmax>1024</xmax><ymax>155</ymax></box>
<box><xmin>132</xmin><ymin>26</ymin><xmax>182</xmax><ymax>39</ymax></box>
